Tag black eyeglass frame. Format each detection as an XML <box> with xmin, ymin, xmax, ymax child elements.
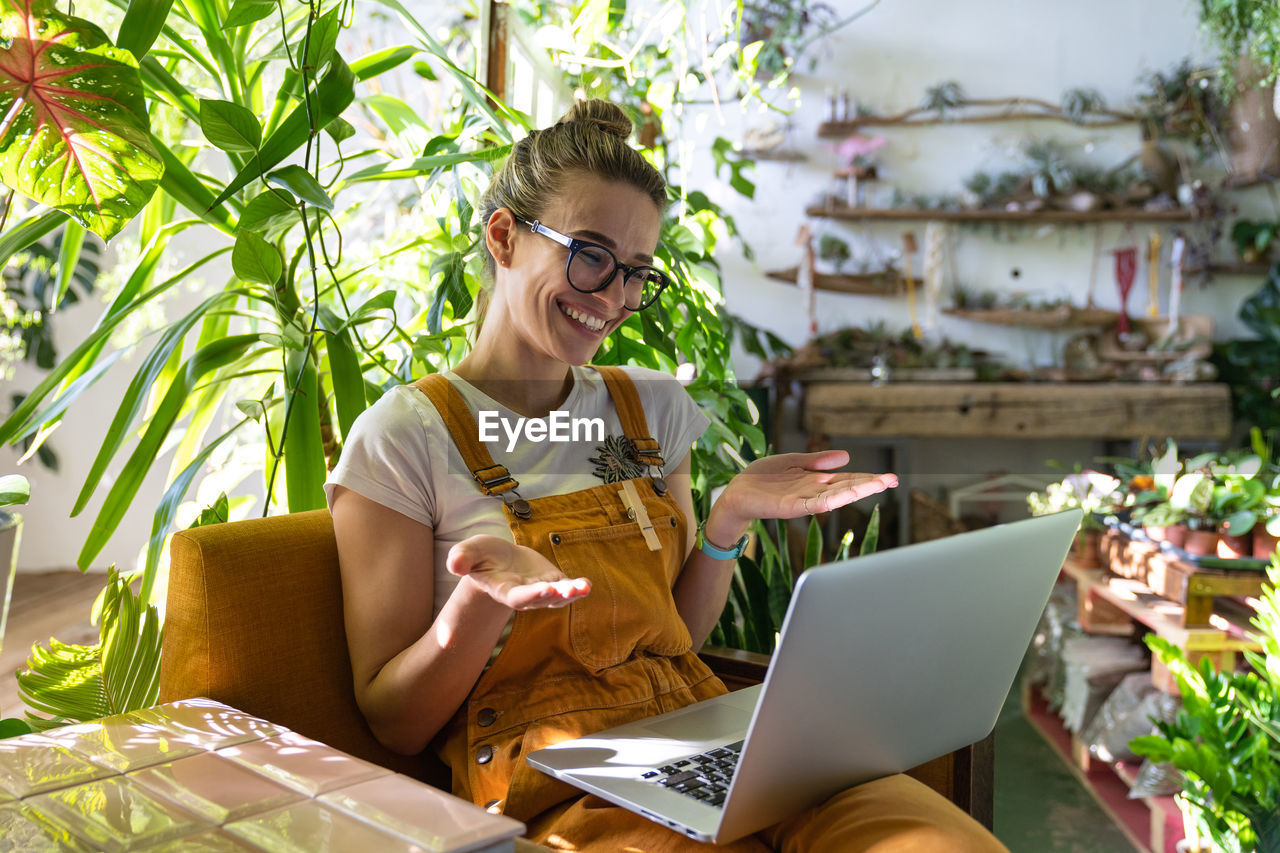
<box><xmin>513</xmin><ymin>215</ymin><xmax>673</xmax><ymax>311</ymax></box>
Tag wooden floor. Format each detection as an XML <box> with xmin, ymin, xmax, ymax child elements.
<box><xmin>1</xmin><ymin>571</ymin><xmax>104</xmax><ymax>721</ymax></box>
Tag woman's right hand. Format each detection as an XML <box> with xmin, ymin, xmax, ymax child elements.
<box><xmin>446</xmin><ymin>535</ymin><xmax>591</xmax><ymax>610</ymax></box>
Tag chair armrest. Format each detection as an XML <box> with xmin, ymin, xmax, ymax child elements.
<box><xmin>697</xmin><ymin>644</ymin><xmax>994</xmax><ymax>830</ymax></box>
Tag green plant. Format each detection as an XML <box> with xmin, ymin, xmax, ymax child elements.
<box><xmin>738</xmin><ymin>0</ymin><xmax>880</xmax><ymax>79</ymax></box>
<box><xmin>16</xmin><ymin>568</ymin><xmax>162</xmax><ymax>730</ymax></box>
<box><xmin>1027</xmin><ymin>469</ymin><xmax>1122</xmax><ymax>531</ymax></box>
<box><xmin>711</xmin><ymin>505</ymin><xmax>880</xmax><ymax>654</ymax></box>
<box><xmin>1232</xmin><ymin>221</ymin><xmax>1280</xmax><ymax>264</ymax></box>
<box><xmin>1136</xmin><ymin>59</ymin><xmax>1227</xmax><ymax>159</ymax></box>
<box><xmin>1132</xmin><ymin>553</ymin><xmax>1280</xmax><ymax>853</ymax></box>
<box><xmin>0</xmin><ymin>474</ymin><xmax>28</xmax><ymax>507</ymax></box>
<box><xmin>1212</xmin><ymin>270</ymin><xmax>1280</xmax><ymax>434</ymax></box>
<box><xmin>1196</xmin><ymin>0</ymin><xmax>1280</xmax><ymax>93</ymax></box>
<box><xmin>0</xmin><ymin>0</ymin><xmax>835</xmax><ymax>726</ymax></box>
<box><xmin>816</xmin><ymin>233</ymin><xmax>851</xmax><ymax>272</ymax></box>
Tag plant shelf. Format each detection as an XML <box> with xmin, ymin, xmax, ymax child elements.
<box><xmin>804</xmin><ymin>206</ymin><xmax>1196</xmax><ymax>224</ymax></box>
<box><xmin>942</xmin><ymin>306</ymin><xmax>1119</xmax><ymax>328</ymax></box>
<box><xmin>765</xmin><ymin>266</ymin><xmax>912</xmax><ymax>295</ymax></box>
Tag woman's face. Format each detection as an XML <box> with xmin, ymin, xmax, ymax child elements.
<box><xmin>491</xmin><ymin>171</ymin><xmax>662</xmax><ymax>367</ymax></box>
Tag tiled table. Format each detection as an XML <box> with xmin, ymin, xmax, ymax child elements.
<box><xmin>0</xmin><ymin>698</ymin><xmax>524</xmax><ymax>852</ymax></box>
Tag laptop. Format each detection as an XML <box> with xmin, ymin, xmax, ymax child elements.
<box><xmin>526</xmin><ymin>508</ymin><xmax>1082</xmax><ymax>843</ymax></box>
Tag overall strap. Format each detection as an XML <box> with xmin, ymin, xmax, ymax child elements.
<box><xmin>413</xmin><ymin>374</ymin><xmax>520</xmax><ymax>498</ymax></box>
<box><xmin>591</xmin><ymin>365</ymin><xmax>664</xmax><ymax>469</ymax></box>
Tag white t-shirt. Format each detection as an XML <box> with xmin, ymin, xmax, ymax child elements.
<box><xmin>324</xmin><ymin>364</ymin><xmax>710</xmax><ymax>621</ymax></box>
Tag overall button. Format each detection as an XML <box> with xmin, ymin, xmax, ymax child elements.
<box><xmin>477</xmin><ymin>707</ymin><xmax>497</xmax><ymax>727</ymax></box>
<box><xmin>476</xmin><ymin>745</ymin><xmax>494</xmax><ymax>765</ymax></box>
<box><xmin>550</xmin><ymin>534</ymin><xmax>562</xmax><ymax>545</ymax></box>
<box><xmin>484</xmin><ymin>800</ymin><xmax>502</xmax><ymax>812</ymax></box>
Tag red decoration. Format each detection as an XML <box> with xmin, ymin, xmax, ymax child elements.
<box><xmin>1113</xmin><ymin>247</ymin><xmax>1137</xmax><ymax>334</ymax></box>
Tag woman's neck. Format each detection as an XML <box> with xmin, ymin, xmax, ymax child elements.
<box><xmin>453</xmin><ymin>343</ymin><xmax>574</xmax><ymax>418</ymax></box>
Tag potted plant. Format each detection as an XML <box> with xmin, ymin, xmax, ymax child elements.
<box><xmin>1028</xmin><ymin>470</ymin><xmax>1121</xmax><ymax>568</ymax></box>
<box><xmin>1204</xmin><ymin>452</ymin><xmax>1266</xmax><ymax>559</ymax></box>
<box><xmin>1136</xmin><ymin>500</ymin><xmax>1191</xmax><ymax>548</ymax></box>
<box><xmin>1132</xmin><ymin>552</ymin><xmax>1280</xmax><ymax>853</ymax></box>
<box><xmin>1171</xmin><ymin>467</ymin><xmax>1220</xmax><ymax>556</ymax></box>
<box><xmin>1195</xmin><ymin>0</ymin><xmax>1280</xmax><ymax>178</ymax></box>
<box><xmin>0</xmin><ymin>474</ymin><xmax>27</xmax><ymax>646</ymax></box>
<box><xmin>1231</xmin><ymin>221</ymin><xmax>1280</xmax><ymax>265</ymax></box>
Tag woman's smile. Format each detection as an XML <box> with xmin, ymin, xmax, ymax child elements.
<box><xmin>557</xmin><ymin>299</ymin><xmax>614</xmax><ymax>335</ymax></box>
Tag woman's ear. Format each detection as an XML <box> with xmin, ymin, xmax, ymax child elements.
<box><xmin>486</xmin><ymin>208</ymin><xmax>518</xmax><ymax>269</ymax></box>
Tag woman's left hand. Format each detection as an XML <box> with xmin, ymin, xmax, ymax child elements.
<box><xmin>714</xmin><ymin>450</ymin><xmax>897</xmax><ymax>529</ymax></box>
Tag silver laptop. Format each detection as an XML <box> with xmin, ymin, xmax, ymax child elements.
<box><xmin>527</xmin><ymin>508</ymin><xmax>1082</xmax><ymax>844</ymax></box>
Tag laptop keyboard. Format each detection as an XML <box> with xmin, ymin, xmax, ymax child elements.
<box><xmin>639</xmin><ymin>740</ymin><xmax>744</xmax><ymax>808</ymax></box>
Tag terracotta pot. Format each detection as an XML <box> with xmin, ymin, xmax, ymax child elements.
<box><xmin>1255</xmin><ymin>528</ymin><xmax>1280</xmax><ymax>562</ymax></box>
<box><xmin>1145</xmin><ymin>525</ymin><xmax>1188</xmax><ymax>547</ymax></box>
<box><xmin>1218</xmin><ymin>530</ymin><xmax>1253</xmax><ymax>560</ymax></box>
<box><xmin>1073</xmin><ymin>528</ymin><xmax>1103</xmax><ymax>568</ymax></box>
<box><xmin>1183</xmin><ymin>529</ymin><xmax>1219</xmax><ymax>556</ymax></box>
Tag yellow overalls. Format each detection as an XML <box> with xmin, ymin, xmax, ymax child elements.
<box><xmin>415</xmin><ymin>368</ymin><xmax>1006</xmax><ymax>852</ymax></box>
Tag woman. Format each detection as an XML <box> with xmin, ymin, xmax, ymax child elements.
<box><xmin>327</xmin><ymin>99</ymin><xmax>1005</xmax><ymax>851</ymax></box>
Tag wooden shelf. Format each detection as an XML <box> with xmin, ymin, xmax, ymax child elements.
<box><xmin>801</xmin><ymin>382</ymin><xmax>1232</xmax><ymax>439</ymax></box>
<box><xmin>942</xmin><ymin>306</ymin><xmax>1119</xmax><ymax>328</ymax></box>
<box><xmin>1023</xmin><ymin>681</ymin><xmax>1182</xmax><ymax>853</ymax></box>
<box><xmin>738</xmin><ymin>148</ymin><xmax>807</xmax><ymax>162</ymax></box>
<box><xmin>805</xmin><ymin>206</ymin><xmax>1196</xmax><ymax>224</ymax></box>
<box><xmin>1099</xmin><ymin>530</ymin><xmax>1269</xmax><ymax>627</ymax></box>
<box><xmin>765</xmin><ymin>266</ymin><xmax>912</xmax><ymax>295</ymax></box>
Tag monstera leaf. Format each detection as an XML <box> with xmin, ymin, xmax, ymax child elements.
<box><xmin>0</xmin><ymin>0</ymin><xmax>163</xmax><ymax>239</ymax></box>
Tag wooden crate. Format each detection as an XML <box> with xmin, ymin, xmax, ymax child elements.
<box><xmin>1100</xmin><ymin>530</ymin><xmax>1269</xmax><ymax>627</ymax></box>
<box><xmin>1061</xmin><ymin>557</ymin><xmax>1262</xmax><ymax>695</ymax></box>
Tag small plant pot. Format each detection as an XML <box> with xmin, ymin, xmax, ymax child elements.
<box><xmin>1072</xmin><ymin>528</ymin><xmax>1103</xmax><ymax>568</ymax></box>
<box><xmin>1255</xmin><ymin>528</ymin><xmax>1280</xmax><ymax>562</ymax></box>
<box><xmin>1217</xmin><ymin>530</ymin><xmax>1253</xmax><ymax>560</ymax></box>
<box><xmin>1183</xmin><ymin>529</ymin><xmax>1219</xmax><ymax>556</ymax></box>
<box><xmin>1145</xmin><ymin>525</ymin><xmax>1187</xmax><ymax>548</ymax></box>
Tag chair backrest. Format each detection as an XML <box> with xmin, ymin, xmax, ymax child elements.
<box><xmin>160</xmin><ymin>509</ymin><xmax>449</xmax><ymax>786</ymax></box>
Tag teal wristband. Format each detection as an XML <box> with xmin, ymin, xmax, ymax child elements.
<box><xmin>698</xmin><ymin>526</ymin><xmax>749</xmax><ymax>560</ymax></box>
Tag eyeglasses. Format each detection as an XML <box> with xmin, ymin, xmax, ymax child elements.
<box><xmin>514</xmin><ymin>216</ymin><xmax>673</xmax><ymax>311</ymax></box>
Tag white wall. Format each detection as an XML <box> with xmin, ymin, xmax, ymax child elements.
<box><xmin>702</xmin><ymin>0</ymin><xmax>1265</xmax><ymax>375</ymax></box>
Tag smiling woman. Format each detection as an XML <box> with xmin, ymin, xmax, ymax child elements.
<box><xmin>323</xmin><ymin>98</ymin><xmax>994</xmax><ymax>852</ymax></box>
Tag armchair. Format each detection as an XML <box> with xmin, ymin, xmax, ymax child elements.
<box><xmin>160</xmin><ymin>510</ymin><xmax>993</xmax><ymax>828</ymax></box>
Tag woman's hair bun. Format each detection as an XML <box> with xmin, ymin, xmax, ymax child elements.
<box><xmin>557</xmin><ymin>98</ymin><xmax>633</xmax><ymax>140</ymax></box>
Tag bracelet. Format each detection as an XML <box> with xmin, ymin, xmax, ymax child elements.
<box><xmin>697</xmin><ymin>523</ymin><xmax>749</xmax><ymax>561</ymax></box>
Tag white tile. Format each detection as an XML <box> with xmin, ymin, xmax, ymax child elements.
<box><xmin>320</xmin><ymin>774</ymin><xmax>524</xmax><ymax>853</ymax></box>
<box><xmin>130</xmin><ymin>751</ymin><xmax>304</xmax><ymax>824</ymax></box>
<box><xmin>28</xmin><ymin>774</ymin><xmax>212</xmax><ymax>853</ymax></box>
<box><xmin>215</xmin><ymin>731</ymin><xmax>389</xmax><ymax>796</ymax></box>
<box><xmin>0</xmin><ymin>734</ymin><xmax>117</xmax><ymax>798</ymax></box>
<box><xmin>42</xmin><ymin>716</ymin><xmax>205</xmax><ymax>773</ymax></box>
<box><xmin>225</xmin><ymin>799</ymin><xmax>434</xmax><ymax>853</ymax></box>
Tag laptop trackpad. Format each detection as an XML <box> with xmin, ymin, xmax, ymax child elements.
<box><xmin>640</xmin><ymin>689</ymin><xmax>757</xmax><ymax>742</ymax></box>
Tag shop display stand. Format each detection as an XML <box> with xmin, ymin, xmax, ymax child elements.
<box><xmin>1061</xmin><ymin>555</ymin><xmax>1263</xmax><ymax>693</ymax></box>
<box><xmin>1021</xmin><ymin>680</ymin><xmax>1182</xmax><ymax>853</ymax></box>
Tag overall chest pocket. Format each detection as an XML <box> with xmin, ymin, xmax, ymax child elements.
<box><xmin>548</xmin><ymin>515</ymin><xmax>691</xmax><ymax>669</ymax></box>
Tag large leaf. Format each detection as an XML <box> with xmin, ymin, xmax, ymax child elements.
<box><xmin>77</xmin><ymin>334</ymin><xmax>262</xmax><ymax>568</ymax></box>
<box><xmin>17</xmin><ymin>568</ymin><xmax>161</xmax><ymax>727</ymax></box>
<box><xmin>0</xmin><ymin>474</ymin><xmax>30</xmax><ymax>506</ymax></box>
<box><xmin>0</xmin><ymin>0</ymin><xmax>163</xmax><ymax>239</ymax></box>
<box><xmin>116</xmin><ymin>0</ymin><xmax>175</xmax><ymax>60</ymax></box>
<box><xmin>281</xmin><ymin>349</ymin><xmax>326</xmax><ymax>512</ymax></box>
<box><xmin>208</xmin><ymin>55</ymin><xmax>355</xmax><ymax>210</ymax></box>
<box><xmin>141</xmin><ymin>419</ymin><xmax>245</xmax><ymax>604</ymax></box>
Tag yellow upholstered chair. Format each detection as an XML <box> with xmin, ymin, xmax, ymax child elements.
<box><xmin>160</xmin><ymin>510</ymin><xmax>993</xmax><ymax>826</ymax></box>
